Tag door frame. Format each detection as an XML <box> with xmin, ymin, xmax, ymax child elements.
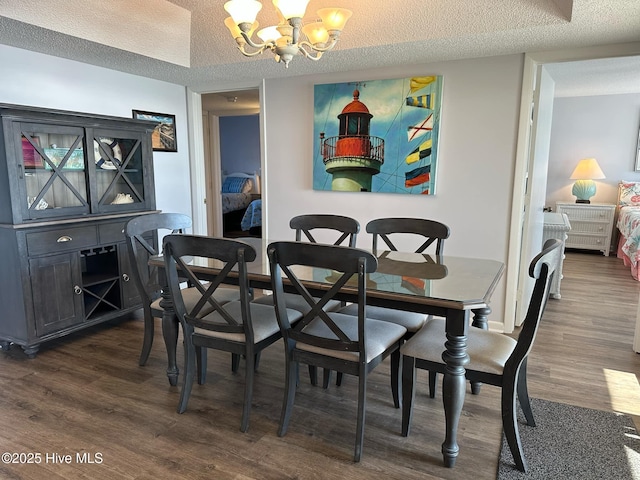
<box><xmin>505</xmin><ymin>42</ymin><xmax>640</xmax><ymax>333</ymax></box>
<box><xmin>186</xmin><ymin>83</ymin><xmax>264</xmax><ymax>237</ymax></box>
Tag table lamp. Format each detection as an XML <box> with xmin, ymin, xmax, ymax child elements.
<box><xmin>570</xmin><ymin>158</ymin><xmax>605</xmax><ymax>204</ymax></box>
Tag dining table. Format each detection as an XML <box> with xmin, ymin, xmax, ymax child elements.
<box><xmin>149</xmin><ymin>236</ymin><xmax>505</xmax><ymax>468</ymax></box>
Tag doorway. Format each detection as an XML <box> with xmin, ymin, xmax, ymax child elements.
<box><xmin>201</xmin><ymin>89</ymin><xmax>261</xmax><ymax>238</ymax></box>
<box><xmin>507</xmin><ymin>45</ymin><xmax>640</xmax><ymax>335</ymax></box>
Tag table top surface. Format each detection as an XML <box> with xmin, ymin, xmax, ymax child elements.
<box><xmin>152</xmin><ymin>237</ymin><xmax>505</xmax><ymax>312</ymax></box>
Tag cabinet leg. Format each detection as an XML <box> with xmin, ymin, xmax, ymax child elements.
<box><xmin>22</xmin><ymin>345</ymin><xmax>40</xmax><ymax>358</ymax></box>
<box><xmin>0</xmin><ymin>341</ymin><xmax>11</xmax><ymax>351</ymax></box>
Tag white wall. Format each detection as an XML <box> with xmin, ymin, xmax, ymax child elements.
<box><xmin>262</xmin><ymin>54</ymin><xmax>525</xmax><ymax>323</ymax></box>
<box><xmin>0</xmin><ymin>43</ymin><xmax>526</xmax><ymax>327</ymax></box>
<box><xmin>0</xmin><ymin>44</ymin><xmax>192</xmax><ymax>219</ymax></box>
<box><xmin>546</xmin><ymin>93</ymin><xmax>640</xmax><ymax>208</ymax></box>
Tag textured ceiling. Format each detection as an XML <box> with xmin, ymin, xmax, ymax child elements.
<box><xmin>0</xmin><ymin>0</ymin><xmax>639</xmax><ymax>95</ymax></box>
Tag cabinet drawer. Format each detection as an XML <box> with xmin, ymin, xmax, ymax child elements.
<box><xmin>568</xmin><ymin>220</ymin><xmax>611</xmax><ymax>235</ymax></box>
<box><xmin>559</xmin><ymin>206</ymin><xmax>613</xmax><ymax>222</ymax></box>
<box><xmin>98</xmin><ymin>221</ymin><xmax>126</xmax><ymax>244</ymax></box>
<box><xmin>26</xmin><ymin>226</ymin><xmax>98</xmax><ymax>256</ymax></box>
<box><xmin>565</xmin><ymin>234</ymin><xmax>608</xmax><ymax>249</ymax></box>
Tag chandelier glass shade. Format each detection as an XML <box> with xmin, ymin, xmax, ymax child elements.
<box><xmin>224</xmin><ymin>0</ymin><xmax>352</xmax><ymax>67</ymax></box>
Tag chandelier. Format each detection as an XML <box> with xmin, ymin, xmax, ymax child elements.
<box><xmin>223</xmin><ymin>0</ymin><xmax>352</xmax><ymax>68</ymax></box>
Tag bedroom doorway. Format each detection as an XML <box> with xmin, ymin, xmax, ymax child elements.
<box><xmin>509</xmin><ymin>45</ymin><xmax>640</xmax><ymax>346</ymax></box>
<box><xmin>201</xmin><ymin>89</ymin><xmax>261</xmax><ymax>238</ymax></box>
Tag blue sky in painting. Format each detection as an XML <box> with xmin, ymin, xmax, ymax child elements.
<box><xmin>313</xmin><ymin>76</ymin><xmax>442</xmax><ymax>194</ymax></box>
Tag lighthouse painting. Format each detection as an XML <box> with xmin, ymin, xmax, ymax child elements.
<box><xmin>313</xmin><ymin>76</ymin><xmax>443</xmax><ymax>195</ymax></box>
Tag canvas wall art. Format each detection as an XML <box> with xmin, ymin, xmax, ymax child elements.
<box><xmin>313</xmin><ymin>76</ymin><xmax>443</xmax><ymax>194</ymax></box>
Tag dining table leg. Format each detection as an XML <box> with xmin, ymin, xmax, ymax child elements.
<box><xmin>470</xmin><ymin>306</ymin><xmax>491</xmax><ymax>394</ymax></box>
<box><xmin>441</xmin><ymin>309</ymin><xmax>470</xmax><ymax>468</ymax></box>
<box><xmin>159</xmin><ymin>287</ymin><xmax>180</xmax><ymax>386</ymax></box>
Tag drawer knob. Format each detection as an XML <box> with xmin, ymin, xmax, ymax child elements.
<box><xmin>57</xmin><ymin>235</ymin><xmax>73</xmax><ymax>243</ymax></box>
<box><xmin>74</xmin><ymin>285</ymin><xmax>82</xmax><ymax>295</ymax></box>
<box><xmin>122</xmin><ymin>273</ymin><xmax>130</xmax><ymax>282</ymax></box>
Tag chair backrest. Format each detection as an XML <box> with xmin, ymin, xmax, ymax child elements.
<box><xmin>506</xmin><ymin>238</ymin><xmax>562</xmax><ymax>370</ymax></box>
<box><xmin>267</xmin><ymin>241</ymin><xmax>377</xmax><ymax>353</ymax></box>
<box><xmin>124</xmin><ymin>212</ymin><xmax>192</xmax><ymax>303</ymax></box>
<box><xmin>163</xmin><ymin>234</ymin><xmax>256</xmax><ymax>338</ymax></box>
<box><xmin>289</xmin><ymin>214</ymin><xmax>360</xmax><ymax>247</ymax></box>
<box><xmin>366</xmin><ymin>217</ymin><xmax>450</xmax><ymax>254</ymax></box>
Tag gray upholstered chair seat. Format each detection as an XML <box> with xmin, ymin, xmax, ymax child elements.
<box><xmin>401</xmin><ymin>319</ymin><xmax>517</xmax><ymax>376</ymax></box>
<box><xmin>298</xmin><ymin>313</ymin><xmax>407</xmax><ymax>363</ymax></box>
<box><xmin>253</xmin><ymin>292</ymin><xmax>341</xmax><ymax>314</ymax></box>
<box><xmin>194</xmin><ymin>302</ymin><xmax>301</xmax><ymax>343</ymax></box>
<box><xmin>339</xmin><ymin>304</ymin><xmax>427</xmax><ymax>333</ymax></box>
<box><xmin>151</xmin><ymin>285</ymin><xmax>240</xmax><ymax>317</ymax></box>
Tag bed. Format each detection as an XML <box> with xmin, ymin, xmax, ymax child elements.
<box><xmin>221</xmin><ymin>172</ymin><xmax>261</xmax><ymax>236</ymax></box>
<box><xmin>616</xmin><ymin>181</ymin><xmax>640</xmax><ymax>280</ymax></box>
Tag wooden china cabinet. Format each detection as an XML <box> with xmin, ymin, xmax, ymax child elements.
<box><xmin>0</xmin><ymin>104</ymin><xmax>158</xmax><ymax>357</ymax></box>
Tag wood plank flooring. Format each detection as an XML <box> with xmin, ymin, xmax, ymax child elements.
<box><xmin>0</xmin><ymin>251</ymin><xmax>638</xmax><ymax>479</ymax></box>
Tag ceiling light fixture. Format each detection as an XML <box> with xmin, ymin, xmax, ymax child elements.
<box><xmin>223</xmin><ymin>0</ymin><xmax>352</xmax><ymax>68</ymax></box>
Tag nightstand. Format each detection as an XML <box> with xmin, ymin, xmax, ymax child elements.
<box><xmin>543</xmin><ymin>212</ymin><xmax>571</xmax><ymax>298</ymax></box>
<box><xmin>555</xmin><ymin>202</ymin><xmax>615</xmax><ymax>256</ymax></box>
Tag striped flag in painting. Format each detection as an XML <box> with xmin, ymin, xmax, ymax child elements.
<box><xmin>407</xmin><ymin>113</ymin><xmax>433</xmax><ymax>141</ymax></box>
<box><xmin>406</xmin><ymin>94</ymin><xmax>435</xmax><ymax>109</ymax></box>
<box><xmin>409</xmin><ymin>76</ymin><xmax>437</xmax><ymax>93</ymax></box>
<box><xmin>405</xmin><ymin>137</ymin><xmax>432</xmax><ymax>164</ymax></box>
<box><xmin>405</xmin><ymin>165</ymin><xmax>431</xmax><ymax>188</ymax></box>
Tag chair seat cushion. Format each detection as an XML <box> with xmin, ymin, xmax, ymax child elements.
<box><xmin>400</xmin><ymin>319</ymin><xmax>517</xmax><ymax>375</ymax></box>
<box><xmin>253</xmin><ymin>292</ymin><xmax>341</xmax><ymax>315</ymax></box>
<box><xmin>339</xmin><ymin>304</ymin><xmax>427</xmax><ymax>333</ymax></box>
<box><xmin>151</xmin><ymin>285</ymin><xmax>240</xmax><ymax>316</ymax></box>
<box><xmin>194</xmin><ymin>301</ymin><xmax>302</xmax><ymax>344</ymax></box>
<box><xmin>297</xmin><ymin>313</ymin><xmax>407</xmax><ymax>363</ymax></box>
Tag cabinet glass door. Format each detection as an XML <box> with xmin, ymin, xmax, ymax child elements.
<box><xmin>19</xmin><ymin>124</ymin><xmax>90</xmax><ymax>219</ymax></box>
<box><xmin>91</xmin><ymin>131</ymin><xmax>146</xmax><ymax>212</ymax></box>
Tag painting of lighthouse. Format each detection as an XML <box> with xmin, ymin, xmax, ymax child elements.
<box><xmin>313</xmin><ymin>76</ymin><xmax>443</xmax><ymax>195</ymax></box>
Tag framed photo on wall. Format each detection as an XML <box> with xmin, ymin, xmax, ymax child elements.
<box><xmin>132</xmin><ymin>110</ymin><xmax>177</xmax><ymax>152</ymax></box>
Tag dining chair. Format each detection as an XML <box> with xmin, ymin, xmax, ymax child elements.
<box><xmin>400</xmin><ymin>238</ymin><xmax>561</xmax><ymax>472</ymax></box>
<box><xmin>163</xmin><ymin>234</ymin><xmax>303</xmax><ymax>432</ymax></box>
<box><xmin>253</xmin><ymin>213</ymin><xmax>360</xmax><ymax>385</ymax></box>
<box><xmin>267</xmin><ymin>241</ymin><xmax>406</xmax><ymax>462</ymax></box>
<box><xmin>339</xmin><ymin>217</ymin><xmax>450</xmax><ymax>399</ymax></box>
<box><xmin>124</xmin><ymin>212</ymin><xmax>241</xmax><ymax>366</ymax></box>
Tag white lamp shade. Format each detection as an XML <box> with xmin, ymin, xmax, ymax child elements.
<box><xmin>317</xmin><ymin>8</ymin><xmax>352</xmax><ymax>31</ymax></box>
<box><xmin>570</xmin><ymin>158</ymin><xmax>606</xmax><ymax>180</ymax></box>
<box><xmin>273</xmin><ymin>0</ymin><xmax>310</xmax><ymax>19</ymax></box>
<box><xmin>224</xmin><ymin>17</ymin><xmax>242</xmax><ymax>38</ymax></box>
<box><xmin>257</xmin><ymin>25</ymin><xmax>282</xmax><ymax>43</ymax></box>
<box><xmin>301</xmin><ymin>21</ymin><xmax>329</xmax><ymax>45</ymax></box>
<box><xmin>224</xmin><ymin>0</ymin><xmax>263</xmax><ymax>25</ymax></box>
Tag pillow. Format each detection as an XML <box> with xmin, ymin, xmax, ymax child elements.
<box><xmin>619</xmin><ymin>181</ymin><xmax>640</xmax><ymax>206</ymax></box>
<box><xmin>222</xmin><ymin>176</ymin><xmax>253</xmax><ymax>193</ymax></box>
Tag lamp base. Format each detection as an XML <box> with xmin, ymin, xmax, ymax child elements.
<box><xmin>572</xmin><ymin>179</ymin><xmax>596</xmax><ymax>204</ymax></box>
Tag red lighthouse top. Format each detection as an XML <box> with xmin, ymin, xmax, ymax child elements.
<box><xmin>340</xmin><ymin>89</ymin><xmax>371</xmax><ymax>115</ymax></box>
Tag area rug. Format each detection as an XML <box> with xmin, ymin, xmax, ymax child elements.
<box><xmin>497</xmin><ymin>398</ymin><xmax>640</xmax><ymax>479</ymax></box>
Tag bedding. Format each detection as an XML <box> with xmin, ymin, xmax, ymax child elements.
<box><xmin>220</xmin><ymin>172</ymin><xmax>256</xmax><ymax>214</ymax></box>
<box><xmin>616</xmin><ymin>181</ymin><xmax>640</xmax><ymax>280</ymax></box>
<box><xmin>222</xmin><ymin>192</ymin><xmax>252</xmax><ymax>215</ymax></box>
<box><xmin>241</xmin><ymin>199</ymin><xmax>262</xmax><ymax>231</ymax></box>
<box><xmin>221</xmin><ymin>172</ymin><xmax>261</xmax><ymax>235</ymax></box>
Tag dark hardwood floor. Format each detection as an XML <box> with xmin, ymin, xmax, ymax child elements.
<box><xmin>0</xmin><ymin>251</ymin><xmax>638</xmax><ymax>479</ymax></box>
